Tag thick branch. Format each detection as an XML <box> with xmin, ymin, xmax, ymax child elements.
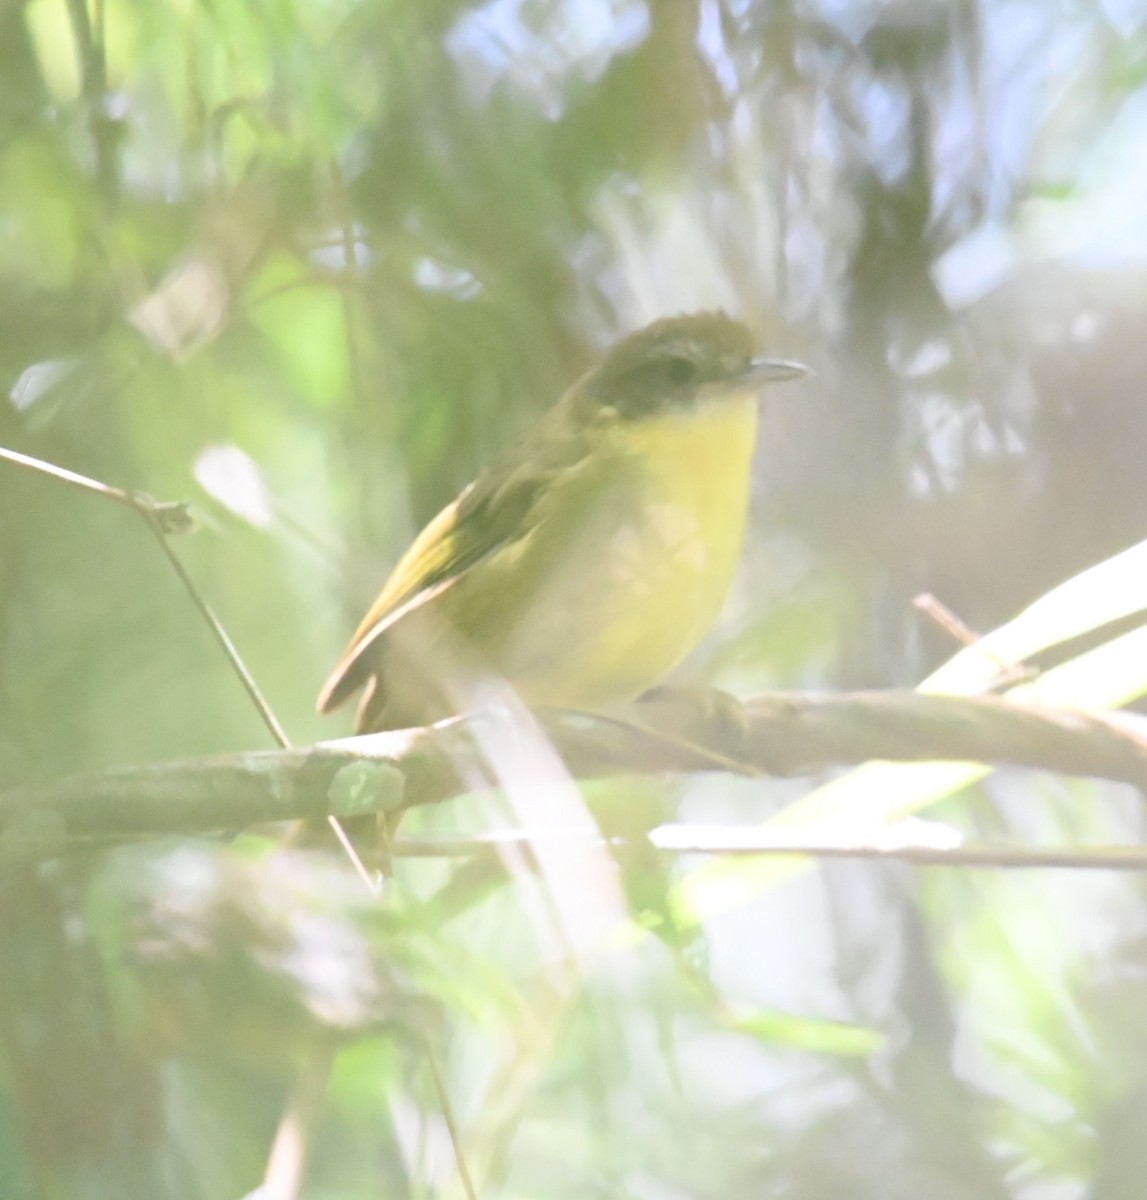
<box><xmin>3</xmin><ymin>690</ymin><xmax>1146</xmax><ymax>856</ymax></box>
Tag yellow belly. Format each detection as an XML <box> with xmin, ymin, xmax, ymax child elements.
<box><xmin>481</xmin><ymin>397</ymin><xmax>759</xmax><ymax>708</ymax></box>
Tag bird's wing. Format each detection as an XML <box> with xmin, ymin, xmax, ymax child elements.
<box><xmin>316</xmin><ymin>402</ymin><xmax>588</xmax><ymax>715</ymax></box>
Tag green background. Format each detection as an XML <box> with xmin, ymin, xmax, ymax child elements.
<box><xmin>3</xmin><ymin>1</ymin><xmax>1147</xmax><ymax>1196</ymax></box>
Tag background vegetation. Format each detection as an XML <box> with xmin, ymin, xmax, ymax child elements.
<box><xmin>4</xmin><ymin>0</ymin><xmax>1147</xmax><ymax>1196</ymax></box>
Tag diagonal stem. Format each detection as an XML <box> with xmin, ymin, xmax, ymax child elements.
<box><xmin>0</xmin><ymin>443</ymin><xmax>377</xmax><ymax>890</ymax></box>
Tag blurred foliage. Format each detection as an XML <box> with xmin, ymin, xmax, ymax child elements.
<box><xmin>5</xmin><ymin>0</ymin><xmax>1147</xmax><ymax>1196</ymax></box>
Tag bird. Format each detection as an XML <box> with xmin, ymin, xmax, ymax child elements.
<box><xmin>318</xmin><ymin>312</ymin><xmax>807</xmax><ymax>732</ymax></box>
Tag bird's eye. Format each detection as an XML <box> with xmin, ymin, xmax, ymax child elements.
<box><xmin>663</xmin><ymin>356</ymin><xmax>698</xmax><ymax>385</ymax></box>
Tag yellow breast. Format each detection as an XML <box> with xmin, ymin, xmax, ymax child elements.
<box><xmin>503</xmin><ymin>395</ymin><xmax>759</xmax><ymax>708</ymax></box>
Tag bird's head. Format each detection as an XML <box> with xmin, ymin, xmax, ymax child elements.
<box><xmin>583</xmin><ymin>311</ymin><xmax>807</xmax><ymax>420</ymax></box>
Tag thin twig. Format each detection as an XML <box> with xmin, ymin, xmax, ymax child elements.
<box><xmin>138</xmin><ymin>511</ymin><xmax>294</xmax><ymax>747</ymax></box>
<box><xmin>913</xmin><ymin>592</ymin><xmax>983</xmax><ymax>649</ymax></box>
<box><xmin>575</xmin><ymin>705</ymin><xmax>765</xmax><ymax>777</ymax></box>
<box><xmin>426</xmin><ymin>1043</ymin><xmax>479</xmax><ymax>1200</ymax></box>
<box><xmin>389</xmin><ymin>830</ymin><xmax>1147</xmax><ymax>872</ymax></box>
<box><xmin>0</xmin><ymin>443</ymin><xmax>376</xmax><ymax>888</ymax></box>
<box><xmin>0</xmin><ymin>444</ymin><xmax>187</xmax><ymax>521</ymax></box>
<box><xmin>913</xmin><ymin>591</ymin><xmax>1034</xmax><ymax>687</ymax></box>
<box><xmin>327</xmin><ymin>813</ymin><xmax>382</xmax><ymax>896</ymax></box>
<box><xmin>18</xmin><ymin>825</ymin><xmax>1147</xmax><ymax>874</ymax></box>
<box><xmin>0</xmin><ymin>444</ymin><xmax>287</xmax><ymax>743</ymax></box>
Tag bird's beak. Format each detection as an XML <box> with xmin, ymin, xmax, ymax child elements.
<box><xmin>743</xmin><ymin>357</ymin><xmax>810</xmax><ymax>385</ymax></box>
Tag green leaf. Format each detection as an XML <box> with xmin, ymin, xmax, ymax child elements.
<box><xmin>676</xmin><ymin>535</ymin><xmax>1147</xmax><ymax>924</ymax></box>
<box><xmin>730</xmin><ymin>1007</ymin><xmax>884</xmax><ymax>1057</ymax></box>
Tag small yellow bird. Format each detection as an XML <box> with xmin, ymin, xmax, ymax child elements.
<box><xmin>318</xmin><ymin>312</ymin><xmax>806</xmax><ymax>732</ymax></box>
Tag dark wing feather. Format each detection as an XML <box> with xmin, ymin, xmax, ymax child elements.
<box><xmin>316</xmin><ymin>396</ymin><xmax>592</xmax><ymax>716</ymax></box>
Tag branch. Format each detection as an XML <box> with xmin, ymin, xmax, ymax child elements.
<box><xmin>3</xmin><ymin>689</ymin><xmax>1147</xmax><ymax>858</ymax></box>
<box><xmin>0</xmin><ymin>443</ymin><xmax>381</xmax><ymax>889</ymax></box>
<box><xmin>0</xmin><ymin>445</ymin><xmax>287</xmax><ymax>744</ymax></box>
<box><xmin>393</xmin><ymin>829</ymin><xmax>1147</xmax><ymax>872</ymax></box>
